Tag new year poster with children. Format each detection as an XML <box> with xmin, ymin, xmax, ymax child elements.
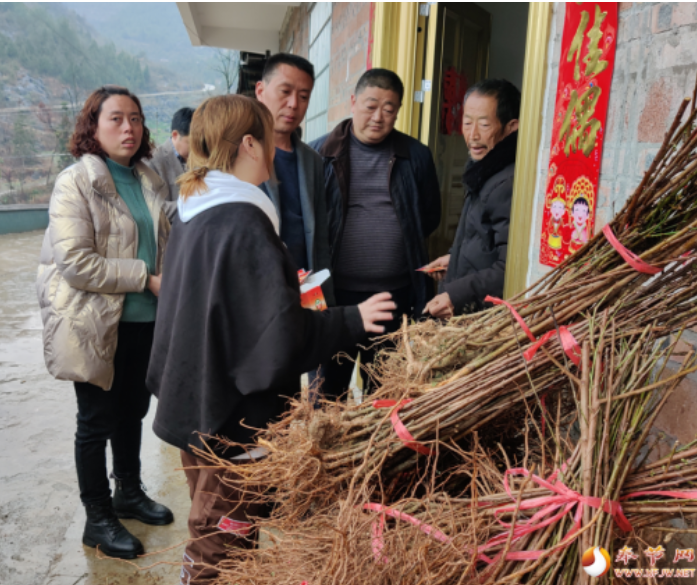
<box><xmin>539</xmin><ymin>2</ymin><xmax>617</xmax><ymax>267</ymax></box>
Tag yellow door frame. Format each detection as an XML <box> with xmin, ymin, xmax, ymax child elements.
<box><xmin>371</xmin><ymin>2</ymin><xmax>553</xmax><ymax>298</ymax></box>
<box><xmin>371</xmin><ymin>2</ymin><xmax>421</xmax><ymax>136</ymax></box>
<box><xmin>504</xmin><ymin>3</ymin><xmax>553</xmax><ymax>298</ymax></box>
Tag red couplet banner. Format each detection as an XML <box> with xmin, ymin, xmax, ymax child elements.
<box><xmin>539</xmin><ymin>2</ymin><xmax>618</xmax><ymax>268</ymax></box>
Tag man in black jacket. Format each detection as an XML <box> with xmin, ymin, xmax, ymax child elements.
<box><xmin>256</xmin><ymin>53</ymin><xmax>335</xmax><ymax>304</ymax></box>
<box><xmin>424</xmin><ymin>79</ymin><xmax>520</xmax><ymax>318</ymax></box>
<box><xmin>310</xmin><ymin>68</ymin><xmax>441</xmax><ymax>396</ymax></box>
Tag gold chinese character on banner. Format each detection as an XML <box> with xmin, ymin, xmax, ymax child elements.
<box><xmin>567</xmin><ymin>9</ymin><xmax>589</xmax><ymax>81</ymax></box>
<box><xmin>567</xmin><ymin>5</ymin><xmax>609</xmax><ymax>81</ymax></box>
<box><xmin>584</xmin><ymin>5</ymin><xmax>609</xmax><ymax>77</ymax></box>
<box><xmin>560</xmin><ymin>4</ymin><xmax>609</xmax><ymax>157</ymax></box>
<box><xmin>559</xmin><ymin>85</ymin><xmax>602</xmax><ymax>156</ymax></box>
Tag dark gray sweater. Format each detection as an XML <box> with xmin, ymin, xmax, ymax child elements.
<box><xmin>334</xmin><ymin>133</ymin><xmax>410</xmax><ymax>292</ymax></box>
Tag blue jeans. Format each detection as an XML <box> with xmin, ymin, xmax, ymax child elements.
<box><xmin>73</xmin><ymin>321</ymin><xmax>154</xmax><ymax>505</ymax></box>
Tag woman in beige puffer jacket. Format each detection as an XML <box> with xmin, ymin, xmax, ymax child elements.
<box><xmin>36</xmin><ymin>153</ymin><xmax>169</xmax><ymax>389</ymax></box>
<box><xmin>36</xmin><ymin>86</ymin><xmax>173</xmax><ymax>560</ymax></box>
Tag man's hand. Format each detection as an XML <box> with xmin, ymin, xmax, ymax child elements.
<box><xmin>147</xmin><ymin>274</ymin><xmax>162</xmax><ymax>297</ymax></box>
<box><xmin>422</xmin><ymin>254</ymin><xmax>450</xmax><ymax>281</ymax></box>
<box><xmin>423</xmin><ymin>292</ymin><xmax>454</xmax><ymax>319</ymax></box>
<box><xmin>358</xmin><ymin>292</ymin><xmax>397</xmax><ymax>334</ymax></box>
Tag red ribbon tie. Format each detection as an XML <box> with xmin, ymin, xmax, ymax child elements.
<box><xmin>373</xmin><ymin>399</ymin><xmax>432</xmax><ymax>456</ymax></box>
<box><xmin>485</xmin><ymin>296</ymin><xmax>581</xmax><ymax>367</ymax></box>
<box><xmin>603</xmin><ymin>224</ymin><xmax>661</xmax><ymax>275</ymax></box>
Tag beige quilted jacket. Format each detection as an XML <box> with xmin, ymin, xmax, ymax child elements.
<box><xmin>36</xmin><ymin>154</ymin><xmax>170</xmax><ymax>390</ymax></box>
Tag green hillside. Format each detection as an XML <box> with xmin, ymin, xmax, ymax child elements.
<box><xmin>61</xmin><ymin>2</ymin><xmax>220</xmax><ymax>90</ymax></box>
<box><xmin>0</xmin><ymin>2</ymin><xmax>230</xmax><ymax>206</ymax></box>
<box><xmin>0</xmin><ymin>3</ymin><xmax>154</xmax><ymax>94</ymax></box>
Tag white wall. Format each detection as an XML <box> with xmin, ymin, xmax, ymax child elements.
<box><xmin>475</xmin><ymin>2</ymin><xmax>529</xmax><ymax>90</ymax></box>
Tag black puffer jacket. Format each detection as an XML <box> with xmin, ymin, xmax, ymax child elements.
<box><xmin>443</xmin><ymin>131</ymin><xmax>518</xmax><ymax>314</ymax></box>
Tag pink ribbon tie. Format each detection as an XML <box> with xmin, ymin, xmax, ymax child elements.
<box><xmin>603</xmin><ymin>224</ymin><xmax>661</xmax><ymax>275</ymax></box>
<box><xmin>373</xmin><ymin>399</ymin><xmax>433</xmax><ymax>456</ymax></box>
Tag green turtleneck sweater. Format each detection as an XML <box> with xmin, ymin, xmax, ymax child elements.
<box><xmin>106</xmin><ymin>158</ymin><xmax>157</xmax><ymax>322</ymax></box>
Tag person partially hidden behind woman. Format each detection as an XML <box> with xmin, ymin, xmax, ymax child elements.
<box><xmin>147</xmin><ymin>94</ymin><xmax>395</xmax><ymax>585</ymax></box>
<box><xmin>36</xmin><ymin>86</ymin><xmax>173</xmax><ymax>559</ymax></box>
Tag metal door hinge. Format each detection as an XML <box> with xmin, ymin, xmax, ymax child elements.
<box><xmin>415</xmin><ymin>79</ymin><xmax>432</xmax><ymax>103</ymax></box>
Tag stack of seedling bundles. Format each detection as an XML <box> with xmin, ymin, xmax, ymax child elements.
<box><xmin>200</xmin><ymin>90</ymin><xmax>697</xmax><ymax>584</ymax></box>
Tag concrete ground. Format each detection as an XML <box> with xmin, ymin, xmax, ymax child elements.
<box><xmin>0</xmin><ymin>230</ymin><xmax>189</xmax><ymax>585</ymax></box>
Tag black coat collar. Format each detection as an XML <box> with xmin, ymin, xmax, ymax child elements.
<box><xmin>463</xmin><ymin>131</ymin><xmax>518</xmax><ymax>195</ymax></box>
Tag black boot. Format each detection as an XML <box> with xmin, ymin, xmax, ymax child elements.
<box><xmin>83</xmin><ymin>500</ymin><xmax>144</xmax><ymax>559</ymax></box>
<box><xmin>112</xmin><ymin>474</ymin><xmax>174</xmax><ymax>526</ymax></box>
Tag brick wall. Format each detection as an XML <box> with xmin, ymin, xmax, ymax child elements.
<box><xmin>527</xmin><ymin>2</ymin><xmax>697</xmax><ymax>285</ymax></box>
<box><xmin>526</xmin><ymin>2</ymin><xmax>697</xmax><ymax>452</ymax></box>
<box><xmin>279</xmin><ymin>3</ymin><xmax>371</xmax><ymax>137</ymax></box>
<box><xmin>327</xmin><ymin>3</ymin><xmax>371</xmax><ymax>130</ymax></box>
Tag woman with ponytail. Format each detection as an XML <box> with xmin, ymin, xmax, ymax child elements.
<box><xmin>147</xmin><ymin>95</ymin><xmax>394</xmax><ymax>584</ymax></box>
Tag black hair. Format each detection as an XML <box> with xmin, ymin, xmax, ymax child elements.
<box><xmin>262</xmin><ymin>53</ymin><xmax>315</xmax><ymax>83</ymax></box>
<box><xmin>355</xmin><ymin>68</ymin><xmax>404</xmax><ymax>103</ymax></box>
<box><xmin>171</xmin><ymin>107</ymin><xmax>195</xmax><ymax>135</ymax></box>
<box><xmin>573</xmin><ymin>197</ymin><xmax>590</xmax><ymax>209</ymax></box>
<box><xmin>464</xmin><ymin>79</ymin><xmax>521</xmax><ymax>127</ymax></box>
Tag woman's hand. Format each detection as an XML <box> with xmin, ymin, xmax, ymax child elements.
<box><xmin>358</xmin><ymin>292</ymin><xmax>396</xmax><ymax>334</ymax></box>
<box><xmin>147</xmin><ymin>274</ymin><xmax>162</xmax><ymax>297</ymax></box>
<box><xmin>423</xmin><ymin>254</ymin><xmax>450</xmax><ymax>281</ymax></box>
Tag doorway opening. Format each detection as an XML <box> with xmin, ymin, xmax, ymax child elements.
<box><xmin>417</xmin><ymin>3</ymin><xmax>530</xmax><ymax>259</ymax></box>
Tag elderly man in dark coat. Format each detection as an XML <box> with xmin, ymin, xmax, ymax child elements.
<box><xmin>423</xmin><ymin>79</ymin><xmax>520</xmax><ymax>318</ymax></box>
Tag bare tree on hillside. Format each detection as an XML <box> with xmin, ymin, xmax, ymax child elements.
<box><xmin>0</xmin><ymin>119</ymin><xmax>14</xmax><ymax>198</ymax></box>
<box><xmin>36</xmin><ymin>103</ymin><xmax>57</xmax><ymax>185</ymax></box>
<box><xmin>12</xmin><ymin>113</ymin><xmax>38</xmax><ymax>196</ymax></box>
<box><xmin>36</xmin><ymin>102</ymin><xmax>73</xmax><ymax>185</ymax></box>
<box><xmin>212</xmin><ymin>49</ymin><xmax>240</xmax><ymax>94</ymax></box>
<box><xmin>64</xmin><ymin>66</ymin><xmax>83</xmax><ymax>119</ymax></box>
<box><xmin>0</xmin><ymin>161</ymin><xmax>15</xmax><ymax>200</ymax></box>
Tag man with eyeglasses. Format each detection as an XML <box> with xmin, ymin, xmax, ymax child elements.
<box><xmin>311</xmin><ymin>68</ymin><xmax>441</xmax><ymax>397</ymax></box>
